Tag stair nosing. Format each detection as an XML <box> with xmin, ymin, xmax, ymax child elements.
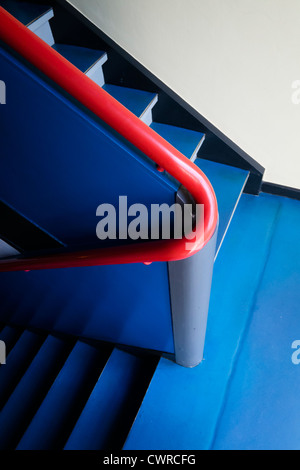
<box><xmin>139</xmin><ymin>94</ymin><xmax>158</xmax><ymax>119</ymax></box>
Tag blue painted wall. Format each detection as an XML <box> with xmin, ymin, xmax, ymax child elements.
<box><xmin>0</xmin><ymin>46</ymin><xmax>178</xmax><ymax>248</ymax></box>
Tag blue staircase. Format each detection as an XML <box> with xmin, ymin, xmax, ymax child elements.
<box><xmin>0</xmin><ymin>325</ymin><xmax>158</xmax><ymax>450</ymax></box>
<box><xmin>0</xmin><ymin>0</ymin><xmax>298</xmax><ymax>450</ymax></box>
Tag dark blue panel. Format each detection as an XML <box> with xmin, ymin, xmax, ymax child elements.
<box><xmin>103</xmin><ymin>84</ymin><xmax>157</xmax><ymax>118</ymax></box>
<box><xmin>0</xmin><ymin>335</ymin><xmax>68</xmax><ymax>449</ymax></box>
<box><xmin>212</xmin><ymin>195</ymin><xmax>300</xmax><ymax>450</ymax></box>
<box><xmin>52</xmin><ymin>44</ymin><xmax>106</xmax><ymax>73</ymax></box>
<box><xmin>0</xmin><ymin>261</ymin><xmax>174</xmax><ymax>354</ymax></box>
<box><xmin>150</xmin><ymin>122</ymin><xmax>205</xmax><ymax>159</ymax></box>
<box><xmin>0</xmin><ymin>0</ymin><xmax>51</xmax><ymax>26</ymax></box>
<box><xmin>17</xmin><ymin>341</ymin><xmax>103</xmax><ymax>450</ymax></box>
<box><xmin>194</xmin><ymin>159</ymin><xmax>249</xmax><ymax>254</ymax></box>
<box><xmin>0</xmin><ymin>47</ymin><xmax>178</xmax><ymax>248</ymax></box>
<box><xmin>0</xmin><ymin>330</ymin><xmax>44</xmax><ymax>409</ymax></box>
<box><xmin>64</xmin><ymin>349</ymin><xmax>143</xmax><ymax>450</ymax></box>
<box><xmin>124</xmin><ymin>194</ymin><xmax>281</xmax><ymax>450</ymax></box>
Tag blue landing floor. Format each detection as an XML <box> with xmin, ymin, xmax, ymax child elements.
<box><xmin>124</xmin><ymin>192</ymin><xmax>300</xmax><ymax>450</ymax></box>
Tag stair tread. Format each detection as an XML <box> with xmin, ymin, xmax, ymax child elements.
<box><xmin>150</xmin><ymin>122</ymin><xmax>205</xmax><ymax>161</ymax></box>
<box><xmin>103</xmin><ymin>84</ymin><xmax>157</xmax><ymax>119</ymax></box>
<box><xmin>195</xmin><ymin>158</ymin><xmax>249</xmax><ymax>256</ymax></box>
<box><xmin>64</xmin><ymin>348</ymin><xmax>143</xmax><ymax>450</ymax></box>
<box><xmin>17</xmin><ymin>340</ymin><xmax>105</xmax><ymax>450</ymax></box>
<box><xmin>0</xmin><ymin>335</ymin><xmax>69</xmax><ymax>450</ymax></box>
<box><xmin>0</xmin><ymin>1</ymin><xmax>52</xmax><ymax>26</ymax></box>
<box><xmin>52</xmin><ymin>44</ymin><xmax>107</xmax><ymax>74</ymax></box>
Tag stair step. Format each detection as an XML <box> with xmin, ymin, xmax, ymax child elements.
<box><xmin>52</xmin><ymin>44</ymin><xmax>107</xmax><ymax>74</ymax></box>
<box><xmin>0</xmin><ymin>335</ymin><xmax>70</xmax><ymax>449</ymax></box>
<box><xmin>64</xmin><ymin>349</ymin><xmax>148</xmax><ymax>450</ymax></box>
<box><xmin>17</xmin><ymin>341</ymin><xmax>110</xmax><ymax>450</ymax></box>
<box><xmin>103</xmin><ymin>84</ymin><xmax>158</xmax><ymax>125</ymax></box>
<box><xmin>124</xmin><ymin>194</ymin><xmax>281</xmax><ymax>450</ymax></box>
<box><xmin>0</xmin><ymin>1</ymin><xmax>52</xmax><ymax>27</ymax></box>
<box><xmin>150</xmin><ymin>122</ymin><xmax>205</xmax><ymax>162</ymax></box>
<box><xmin>0</xmin><ymin>1</ymin><xmax>54</xmax><ymax>45</ymax></box>
<box><xmin>0</xmin><ymin>330</ymin><xmax>44</xmax><ymax>410</ymax></box>
<box><xmin>0</xmin><ymin>325</ymin><xmax>22</xmax><ymax>355</ymax></box>
<box><xmin>52</xmin><ymin>44</ymin><xmax>108</xmax><ymax>87</ymax></box>
<box><xmin>194</xmin><ymin>159</ymin><xmax>249</xmax><ymax>257</ymax></box>
<box><xmin>210</xmin><ymin>195</ymin><xmax>300</xmax><ymax>450</ymax></box>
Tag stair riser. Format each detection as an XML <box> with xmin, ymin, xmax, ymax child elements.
<box><xmin>168</xmin><ymin>227</ymin><xmax>217</xmax><ymax>367</ymax></box>
<box><xmin>86</xmin><ymin>56</ymin><xmax>107</xmax><ymax>87</ymax></box>
<box><xmin>27</xmin><ymin>10</ymin><xmax>54</xmax><ymax>46</ymax></box>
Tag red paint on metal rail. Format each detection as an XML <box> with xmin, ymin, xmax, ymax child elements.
<box><xmin>0</xmin><ymin>7</ymin><xmax>218</xmax><ymax>271</ymax></box>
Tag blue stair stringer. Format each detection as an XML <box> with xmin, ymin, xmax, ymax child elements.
<box><xmin>0</xmin><ymin>335</ymin><xmax>71</xmax><ymax>449</ymax></box>
<box><xmin>150</xmin><ymin>122</ymin><xmax>205</xmax><ymax>162</ymax></box>
<box><xmin>124</xmin><ymin>193</ymin><xmax>300</xmax><ymax>450</ymax></box>
<box><xmin>0</xmin><ymin>35</ymin><xmax>249</xmax><ymax>360</ymax></box>
<box><xmin>0</xmin><ymin>0</ymin><xmax>250</xmax><ymax>363</ymax></box>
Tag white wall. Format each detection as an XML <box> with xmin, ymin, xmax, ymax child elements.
<box><xmin>67</xmin><ymin>0</ymin><xmax>300</xmax><ymax>188</ymax></box>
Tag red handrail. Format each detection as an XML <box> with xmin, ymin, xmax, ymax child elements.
<box><xmin>0</xmin><ymin>7</ymin><xmax>218</xmax><ymax>272</ymax></box>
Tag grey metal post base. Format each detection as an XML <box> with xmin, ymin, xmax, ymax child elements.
<box><xmin>168</xmin><ymin>227</ymin><xmax>218</xmax><ymax>368</ymax></box>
